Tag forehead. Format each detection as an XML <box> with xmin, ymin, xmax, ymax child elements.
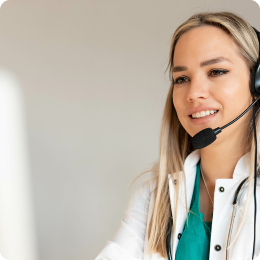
<box><xmin>173</xmin><ymin>25</ymin><xmax>239</xmax><ymax>66</ymax></box>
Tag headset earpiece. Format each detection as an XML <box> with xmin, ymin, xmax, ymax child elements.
<box><xmin>250</xmin><ymin>27</ymin><xmax>260</xmax><ymax>97</ymax></box>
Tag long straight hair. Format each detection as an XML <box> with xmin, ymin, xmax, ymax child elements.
<box><xmin>135</xmin><ymin>11</ymin><xmax>260</xmax><ymax>258</ymax></box>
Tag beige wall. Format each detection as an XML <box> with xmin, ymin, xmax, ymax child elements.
<box><xmin>0</xmin><ymin>0</ymin><xmax>258</xmax><ymax>259</ymax></box>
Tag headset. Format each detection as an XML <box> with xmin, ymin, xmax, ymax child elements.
<box><xmin>167</xmin><ymin>25</ymin><xmax>260</xmax><ymax>259</ymax></box>
<box><xmin>249</xmin><ymin>25</ymin><xmax>260</xmax><ymax>259</ymax></box>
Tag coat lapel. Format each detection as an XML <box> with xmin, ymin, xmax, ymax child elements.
<box><xmin>168</xmin><ymin>149</ymin><xmax>200</xmax><ymax>257</ymax></box>
<box><xmin>143</xmin><ymin>149</ymin><xmax>201</xmax><ymax>260</ymax></box>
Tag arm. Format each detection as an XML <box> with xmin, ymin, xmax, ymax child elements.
<box><xmin>94</xmin><ymin>181</ymin><xmax>153</xmax><ymax>260</ymax></box>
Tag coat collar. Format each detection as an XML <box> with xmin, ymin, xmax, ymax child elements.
<box><xmin>169</xmin><ymin>149</ymin><xmax>251</xmax><ymax>180</ymax></box>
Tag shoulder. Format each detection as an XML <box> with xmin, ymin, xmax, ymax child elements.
<box><xmin>127</xmin><ymin>175</ymin><xmax>158</xmax><ymax>213</ymax></box>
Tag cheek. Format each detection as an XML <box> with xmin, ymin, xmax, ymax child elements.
<box><xmin>172</xmin><ymin>88</ymin><xmax>184</xmax><ymax>109</ymax></box>
<box><xmin>172</xmin><ymin>90</ymin><xmax>182</xmax><ymax>117</ymax></box>
<box><xmin>223</xmin><ymin>77</ymin><xmax>251</xmax><ymax>101</ymax></box>
<box><xmin>215</xmin><ymin>78</ymin><xmax>252</xmax><ymax>118</ymax></box>
<box><xmin>172</xmin><ymin>90</ymin><xmax>188</xmax><ymax>126</ymax></box>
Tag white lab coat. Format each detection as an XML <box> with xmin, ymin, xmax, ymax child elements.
<box><xmin>95</xmin><ymin>149</ymin><xmax>260</xmax><ymax>260</ymax></box>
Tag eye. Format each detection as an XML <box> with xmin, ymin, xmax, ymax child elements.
<box><xmin>172</xmin><ymin>69</ymin><xmax>229</xmax><ymax>85</ymax></box>
<box><xmin>209</xmin><ymin>69</ymin><xmax>229</xmax><ymax>76</ymax></box>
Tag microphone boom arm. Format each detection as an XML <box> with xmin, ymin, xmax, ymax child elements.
<box><xmin>214</xmin><ymin>95</ymin><xmax>260</xmax><ymax>135</ymax></box>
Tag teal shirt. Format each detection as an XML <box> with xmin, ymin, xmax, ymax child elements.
<box><xmin>175</xmin><ymin>160</ymin><xmax>212</xmax><ymax>259</ymax></box>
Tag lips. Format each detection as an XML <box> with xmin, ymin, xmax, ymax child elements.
<box><xmin>189</xmin><ymin>110</ymin><xmax>218</xmax><ymax>125</ymax></box>
<box><xmin>189</xmin><ymin>109</ymin><xmax>219</xmax><ymax>119</ymax></box>
<box><xmin>188</xmin><ymin>106</ymin><xmax>219</xmax><ymax>116</ymax></box>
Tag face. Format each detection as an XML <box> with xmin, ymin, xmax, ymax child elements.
<box><xmin>172</xmin><ymin>25</ymin><xmax>253</xmax><ymax>142</ymax></box>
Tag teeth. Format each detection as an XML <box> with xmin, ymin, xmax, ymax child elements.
<box><xmin>192</xmin><ymin>110</ymin><xmax>217</xmax><ymax>119</ymax></box>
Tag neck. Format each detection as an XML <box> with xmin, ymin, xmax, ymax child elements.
<box><xmin>199</xmin><ymin>129</ymin><xmax>250</xmax><ymax>189</ymax></box>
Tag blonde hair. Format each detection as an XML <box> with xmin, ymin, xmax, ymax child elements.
<box><xmin>130</xmin><ymin>11</ymin><xmax>260</xmax><ymax>258</ymax></box>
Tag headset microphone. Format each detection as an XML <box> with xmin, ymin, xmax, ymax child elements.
<box><xmin>191</xmin><ymin>95</ymin><xmax>260</xmax><ymax>149</ymax></box>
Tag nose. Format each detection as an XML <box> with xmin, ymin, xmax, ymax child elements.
<box><xmin>186</xmin><ymin>75</ymin><xmax>210</xmax><ymax>102</ymax></box>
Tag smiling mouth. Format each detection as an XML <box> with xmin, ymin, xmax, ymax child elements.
<box><xmin>189</xmin><ymin>110</ymin><xmax>219</xmax><ymax>119</ymax></box>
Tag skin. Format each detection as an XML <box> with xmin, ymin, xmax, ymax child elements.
<box><xmin>172</xmin><ymin>25</ymin><xmax>254</xmax><ymax>221</ymax></box>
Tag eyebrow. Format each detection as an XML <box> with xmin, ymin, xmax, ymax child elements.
<box><xmin>172</xmin><ymin>56</ymin><xmax>232</xmax><ymax>73</ymax></box>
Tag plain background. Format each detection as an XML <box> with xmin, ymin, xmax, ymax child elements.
<box><xmin>0</xmin><ymin>0</ymin><xmax>259</xmax><ymax>260</ymax></box>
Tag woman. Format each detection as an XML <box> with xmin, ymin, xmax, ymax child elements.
<box><xmin>95</xmin><ymin>11</ymin><xmax>260</xmax><ymax>260</ymax></box>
